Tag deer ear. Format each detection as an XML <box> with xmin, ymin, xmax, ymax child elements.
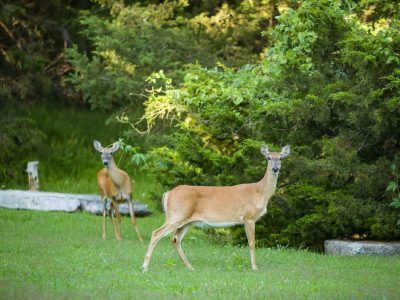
<box><xmin>260</xmin><ymin>144</ymin><xmax>270</xmax><ymax>157</ymax></box>
<box><xmin>110</xmin><ymin>142</ymin><xmax>120</xmax><ymax>153</ymax></box>
<box><xmin>93</xmin><ymin>140</ymin><xmax>103</xmax><ymax>152</ymax></box>
<box><xmin>280</xmin><ymin>145</ymin><xmax>290</xmax><ymax>158</ymax></box>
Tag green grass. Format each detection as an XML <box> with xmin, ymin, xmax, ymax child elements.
<box><xmin>0</xmin><ymin>209</ymin><xmax>398</xmax><ymax>299</ymax></box>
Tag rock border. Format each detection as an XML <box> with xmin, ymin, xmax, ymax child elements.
<box><xmin>324</xmin><ymin>239</ymin><xmax>400</xmax><ymax>256</ymax></box>
<box><xmin>0</xmin><ymin>190</ymin><xmax>152</xmax><ymax>216</ymax></box>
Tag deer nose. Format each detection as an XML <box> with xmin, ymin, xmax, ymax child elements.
<box><xmin>272</xmin><ymin>167</ymin><xmax>279</xmax><ymax>173</ymax></box>
<box><xmin>103</xmin><ymin>160</ymin><xmax>109</xmax><ymax>166</ymax></box>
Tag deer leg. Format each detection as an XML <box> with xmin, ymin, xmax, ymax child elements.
<box><xmin>244</xmin><ymin>219</ymin><xmax>257</xmax><ymax>271</ymax></box>
<box><xmin>171</xmin><ymin>225</ymin><xmax>193</xmax><ymax>270</ymax></box>
<box><xmin>102</xmin><ymin>197</ymin><xmax>108</xmax><ymax>240</ymax></box>
<box><xmin>128</xmin><ymin>200</ymin><xmax>143</xmax><ymax>242</ymax></box>
<box><xmin>142</xmin><ymin>222</ymin><xmax>182</xmax><ymax>272</ymax></box>
<box><xmin>114</xmin><ymin>203</ymin><xmax>122</xmax><ymax>240</ymax></box>
<box><xmin>110</xmin><ymin>203</ymin><xmax>121</xmax><ymax>240</ymax></box>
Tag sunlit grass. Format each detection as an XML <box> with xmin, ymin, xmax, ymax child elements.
<box><xmin>0</xmin><ymin>209</ymin><xmax>399</xmax><ymax>299</ymax></box>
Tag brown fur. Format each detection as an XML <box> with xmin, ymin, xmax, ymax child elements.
<box><xmin>97</xmin><ymin>167</ymin><xmax>131</xmax><ymax>203</ymax></box>
<box><xmin>94</xmin><ymin>140</ymin><xmax>143</xmax><ymax>242</ymax></box>
<box><xmin>142</xmin><ymin>145</ymin><xmax>290</xmax><ymax>272</ymax></box>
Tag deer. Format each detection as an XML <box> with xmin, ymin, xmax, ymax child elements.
<box><xmin>142</xmin><ymin>144</ymin><xmax>290</xmax><ymax>272</ymax></box>
<box><xmin>93</xmin><ymin>140</ymin><xmax>143</xmax><ymax>242</ymax></box>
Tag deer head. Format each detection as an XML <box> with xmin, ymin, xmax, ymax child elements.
<box><xmin>260</xmin><ymin>145</ymin><xmax>290</xmax><ymax>174</ymax></box>
<box><xmin>93</xmin><ymin>140</ymin><xmax>120</xmax><ymax>167</ymax></box>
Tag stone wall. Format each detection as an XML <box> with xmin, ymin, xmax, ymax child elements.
<box><xmin>325</xmin><ymin>240</ymin><xmax>400</xmax><ymax>256</ymax></box>
<box><xmin>0</xmin><ymin>190</ymin><xmax>152</xmax><ymax>216</ymax></box>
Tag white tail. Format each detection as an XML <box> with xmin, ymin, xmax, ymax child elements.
<box><xmin>142</xmin><ymin>144</ymin><xmax>290</xmax><ymax>271</ymax></box>
<box><xmin>93</xmin><ymin>140</ymin><xmax>143</xmax><ymax>242</ymax></box>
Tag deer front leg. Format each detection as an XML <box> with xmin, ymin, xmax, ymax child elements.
<box><xmin>114</xmin><ymin>203</ymin><xmax>122</xmax><ymax>240</ymax></box>
<box><xmin>244</xmin><ymin>219</ymin><xmax>257</xmax><ymax>271</ymax></box>
<box><xmin>102</xmin><ymin>197</ymin><xmax>108</xmax><ymax>240</ymax></box>
<box><xmin>128</xmin><ymin>200</ymin><xmax>143</xmax><ymax>242</ymax></box>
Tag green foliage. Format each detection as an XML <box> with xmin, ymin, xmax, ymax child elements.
<box><xmin>0</xmin><ymin>112</ymin><xmax>45</xmax><ymax>187</ymax></box>
<box><xmin>4</xmin><ymin>0</ymin><xmax>400</xmax><ymax>251</ymax></box>
<box><xmin>386</xmin><ymin>155</ymin><xmax>400</xmax><ymax>225</ymax></box>
<box><xmin>66</xmin><ymin>0</ymin><xmax>293</xmax><ymax>111</ymax></box>
<box><xmin>0</xmin><ymin>1</ymin><xmax>91</xmax><ymax>182</ymax></box>
<box><xmin>66</xmin><ymin>1</ymin><xmax>220</xmax><ymax>110</ymax></box>
<box><xmin>0</xmin><ymin>0</ymin><xmax>93</xmax><ymax>107</ymax></box>
<box><xmin>130</xmin><ymin>0</ymin><xmax>400</xmax><ymax>250</ymax></box>
<box><xmin>117</xmin><ymin>138</ymin><xmax>147</xmax><ymax>165</ymax></box>
<box><xmin>0</xmin><ymin>104</ymin><xmax>121</xmax><ymax>192</ymax></box>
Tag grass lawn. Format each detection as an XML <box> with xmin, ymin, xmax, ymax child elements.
<box><xmin>0</xmin><ymin>208</ymin><xmax>398</xmax><ymax>299</ymax></box>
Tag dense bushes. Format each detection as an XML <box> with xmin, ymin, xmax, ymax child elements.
<box><xmin>66</xmin><ymin>0</ymin><xmax>293</xmax><ymax>111</ymax></box>
<box><xmin>0</xmin><ymin>0</ymin><xmax>94</xmax><ymax>186</ymax></box>
<box><xmin>63</xmin><ymin>0</ymin><xmax>400</xmax><ymax>250</ymax></box>
<box><xmin>130</xmin><ymin>0</ymin><xmax>400</xmax><ymax>250</ymax></box>
<box><xmin>0</xmin><ymin>112</ymin><xmax>45</xmax><ymax>187</ymax></box>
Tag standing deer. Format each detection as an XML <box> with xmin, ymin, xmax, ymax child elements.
<box><xmin>142</xmin><ymin>144</ymin><xmax>290</xmax><ymax>272</ymax></box>
<box><xmin>93</xmin><ymin>140</ymin><xmax>143</xmax><ymax>242</ymax></box>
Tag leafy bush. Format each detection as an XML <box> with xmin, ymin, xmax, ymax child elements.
<box><xmin>66</xmin><ymin>0</ymin><xmax>291</xmax><ymax>111</ymax></box>
<box><xmin>0</xmin><ymin>112</ymin><xmax>45</xmax><ymax>187</ymax></box>
<box><xmin>66</xmin><ymin>1</ymin><xmax>219</xmax><ymax>110</ymax></box>
<box><xmin>131</xmin><ymin>0</ymin><xmax>400</xmax><ymax>250</ymax></box>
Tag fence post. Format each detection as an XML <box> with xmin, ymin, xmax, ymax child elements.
<box><xmin>26</xmin><ymin>161</ymin><xmax>39</xmax><ymax>191</ymax></box>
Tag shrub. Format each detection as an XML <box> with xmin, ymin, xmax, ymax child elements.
<box><xmin>132</xmin><ymin>0</ymin><xmax>400</xmax><ymax>250</ymax></box>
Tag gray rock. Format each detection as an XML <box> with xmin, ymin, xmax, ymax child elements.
<box><xmin>324</xmin><ymin>239</ymin><xmax>400</xmax><ymax>256</ymax></box>
<box><xmin>0</xmin><ymin>190</ymin><xmax>80</xmax><ymax>212</ymax></box>
<box><xmin>0</xmin><ymin>190</ymin><xmax>152</xmax><ymax>216</ymax></box>
<box><xmin>80</xmin><ymin>195</ymin><xmax>152</xmax><ymax>217</ymax></box>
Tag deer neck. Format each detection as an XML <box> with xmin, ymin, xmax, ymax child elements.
<box><xmin>105</xmin><ymin>157</ymin><xmax>124</xmax><ymax>186</ymax></box>
<box><xmin>258</xmin><ymin>164</ymin><xmax>279</xmax><ymax>205</ymax></box>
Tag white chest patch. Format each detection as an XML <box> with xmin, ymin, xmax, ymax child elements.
<box><xmin>256</xmin><ymin>207</ymin><xmax>267</xmax><ymax>221</ymax></box>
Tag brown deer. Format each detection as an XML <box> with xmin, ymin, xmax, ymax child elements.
<box><xmin>93</xmin><ymin>140</ymin><xmax>143</xmax><ymax>242</ymax></box>
<box><xmin>142</xmin><ymin>144</ymin><xmax>290</xmax><ymax>271</ymax></box>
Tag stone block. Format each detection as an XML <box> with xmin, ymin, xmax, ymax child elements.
<box><xmin>0</xmin><ymin>190</ymin><xmax>152</xmax><ymax>216</ymax></box>
<box><xmin>324</xmin><ymin>239</ymin><xmax>400</xmax><ymax>256</ymax></box>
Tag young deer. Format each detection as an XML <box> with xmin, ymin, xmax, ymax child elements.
<box><xmin>142</xmin><ymin>144</ymin><xmax>290</xmax><ymax>272</ymax></box>
<box><xmin>93</xmin><ymin>140</ymin><xmax>143</xmax><ymax>242</ymax></box>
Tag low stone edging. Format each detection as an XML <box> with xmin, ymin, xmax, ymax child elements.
<box><xmin>324</xmin><ymin>239</ymin><xmax>400</xmax><ymax>256</ymax></box>
<box><xmin>0</xmin><ymin>190</ymin><xmax>152</xmax><ymax>216</ymax></box>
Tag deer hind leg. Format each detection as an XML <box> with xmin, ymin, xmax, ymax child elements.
<box><xmin>110</xmin><ymin>202</ymin><xmax>121</xmax><ymax>240</ymax></box>
<box><xmin>171</xmin><ymin>225</ymin><xmax>193</xmax><ymax>270</ymax></box>
<box><xmin>142</xmin><ymin>222</ymin><xmax>183</xmax><ymax>272</ymax></box>
<box><xmin>244</xmin><ymin>219</ymin><xmax>257</xmax><ymax>271</ymax></box>
<box><xmin>128</xmin><ymin>200</ymin><xmax>143</xmax><ymax>242</ymax></box>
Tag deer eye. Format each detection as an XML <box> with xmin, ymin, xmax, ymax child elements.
<box><xmin>267</xmin><ymin>156</ymin><xmax>272</xmax><ymax>160</ymax></box>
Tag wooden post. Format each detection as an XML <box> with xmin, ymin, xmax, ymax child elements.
<box><xmin>26</xmin><ymin>161</ymin><xmax>39</xmax><ymax>191</ymax></box>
